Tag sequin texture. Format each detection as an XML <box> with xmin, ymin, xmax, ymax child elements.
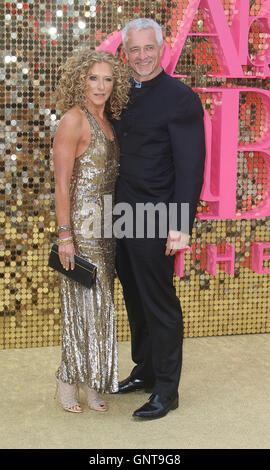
<box><xmin>55</xmin><ymin>108</ymin><xmax>119</xmax><ymax>393</ymax></box>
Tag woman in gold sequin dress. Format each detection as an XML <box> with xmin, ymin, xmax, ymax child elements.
<box><xmin>52</xmin><ymin>50</ymin><xmax>130</xmax><ymax>413</ymax></box>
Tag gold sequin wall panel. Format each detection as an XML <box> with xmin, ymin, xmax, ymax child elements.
<box><xmin>0</xmin><ymin>1</ymin><xmax>269</xmax><ymax>348</ymax></box>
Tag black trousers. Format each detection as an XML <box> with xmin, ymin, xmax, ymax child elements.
<box><xmin>116</xmin><ymin>236</ymin><xmax>183</xmax><ymax>399</ymax></box>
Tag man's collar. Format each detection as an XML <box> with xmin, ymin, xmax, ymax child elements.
<box><xmin>132</xmin><ymin>69</ymin><xmax>165</xmax><ymax>88</ymax></box>
<box><xmin>133</xmin><ymin>77</ymin><xmax>142</xmax><ymax>88</ymax></box>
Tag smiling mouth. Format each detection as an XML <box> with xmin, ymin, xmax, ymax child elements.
<box><xmin>136</xmin><ymin>61</ymin><xmax>152</xmax><ymax>66</ymax></box>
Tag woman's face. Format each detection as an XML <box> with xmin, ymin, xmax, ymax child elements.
<box><xmin>84</xmin><ymin>61</ymin><xmax>114</xmax><ymax>108</ymax></box>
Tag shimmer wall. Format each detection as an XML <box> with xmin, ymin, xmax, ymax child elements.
<box><xmin>0</xmin><ymin>0</ymin><xmax>269</xmax><ymax>349</ymax></box>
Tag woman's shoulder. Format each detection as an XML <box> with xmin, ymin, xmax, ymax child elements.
<box><xmin>54</xmin><ymin>106</ymin><xmax>87</xmax><ymax>143</ymax></box>
<box><xmin>59</xmin><ymin>105</ymin><xmax>85</xmax><ymax>128</ymax></box>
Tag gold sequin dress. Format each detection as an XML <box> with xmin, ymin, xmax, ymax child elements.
<box><xmin>56</xmin><ymin>107</ymin><xmax>119</xmax><ymax>393</ymax></box>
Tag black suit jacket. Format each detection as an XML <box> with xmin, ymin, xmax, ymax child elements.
<box><xmin>112</xmin><ymin>70</ymin><xmax>205</xmax><ymax>236</ymax></box>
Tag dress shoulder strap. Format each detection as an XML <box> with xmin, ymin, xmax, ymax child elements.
<box><xmin>80</xmin><ymin>105</ymin><xmax>95</xmax><ymax>124</ymax></box>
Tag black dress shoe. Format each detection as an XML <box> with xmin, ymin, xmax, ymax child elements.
<box><xmin>132</xmin><ymin>393</ymin><xmax>179</xmax><ymax>420</ymax></box>
<box><xmin>116</xmin><ymin>376</ymin><xmax>146</xmax><ymax>394</ymax></box>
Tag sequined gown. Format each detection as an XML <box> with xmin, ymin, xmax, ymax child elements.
<box><xmin>56</xmin><ymin>107</ymin><xmax>119</xmax><ymax>393</ymax></box>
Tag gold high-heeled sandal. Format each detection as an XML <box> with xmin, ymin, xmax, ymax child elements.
<box><xmin>79</xmin><ymin>383</ymin><xmax>107</xmax><ymax>412</ymax></box>
<box><xmin>55</xmin><ymin>378</ymin><xmax>83</xmax><ymax>413</ymax></box>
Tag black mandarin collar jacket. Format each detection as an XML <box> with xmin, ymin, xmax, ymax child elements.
<box><xmin>111</xmin><ymin>70</ymin><xmax>206</xmax><ymax>235</ymax></box>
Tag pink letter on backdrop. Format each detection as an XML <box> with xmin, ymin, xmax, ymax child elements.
<box><xmin>198</xmin><ymin>87</ymin><xmax>270</xmax><ymax>220</ymax></box>
<box><xmin>230</xmin><ymin>0</ymin><xmax>250</xmax><ymax>64</ymax></box>
<box><xmin>166</xmin><ymin>0</ymin><xmax>244</xmax><ymax>77</ymax></box>
<box><xmin>96</xmin><ymin>31</ymin><xmax>122</xmax><ymax>54</ymax></box>
<box><xmin>237</xmin><ymin>88</ymin><xmax>270</xmax><ymax>219</ymax></box>
<box><xmin>174</xmin><ymin>247</ymin><xmax>192</xmax><ymax>278</ymax></box>
<box><xmin>230</xmin><ymin>0</ymin><xmax>270</xmax><ymax>78</ymax></box>
<box><xmin>206</xmin><ymin>243</ymin><xmax>235</xmax><ymax>276</ymax></box>
<box><xmin>197</xmin><ymin>88</ymin><xmax>240</xmax><ymax>219</ymax></box>
<box><xmin>247</xmin><ymin>1</ymin><xmax>270</xmax><ymax>77</ymax></box>
<box><xmin>252</xmin><ymin>242</ymin><xmax>270</xmax><ymax>274</ymax></box>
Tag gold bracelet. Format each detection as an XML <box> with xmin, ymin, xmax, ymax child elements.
<box><xmin>58</xmin><ymin>225</ymin><xmax>71</xmax><ymax>231</ymax></box>
<box><xmin>58</xmin><ymin>226</ymin><xmax>71</xmax><ymax>235</ymax></box>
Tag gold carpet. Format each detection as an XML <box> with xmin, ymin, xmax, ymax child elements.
<box><xmin>0</xmin><ymin>334</ymin><xmax>270</xmax><ymax>449</ymax></box>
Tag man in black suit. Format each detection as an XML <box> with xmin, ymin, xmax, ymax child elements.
<box><xmin>112</xmin><ymin>18</ymin><xmax>205</xmax><ymax>420</ymax></box>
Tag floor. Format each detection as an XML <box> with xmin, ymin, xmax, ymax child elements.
<box><xmin>0</xmin><ymin>334</ymin><xmax>270</xmax><ymax>449</ymax></box>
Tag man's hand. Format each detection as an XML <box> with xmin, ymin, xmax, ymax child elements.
<box><xmin>165</xmin><ymin>230</ymin><xmax>190</xmax><ymax>256</ymax></box>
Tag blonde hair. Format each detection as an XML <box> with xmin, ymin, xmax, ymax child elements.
<box><xmin>55</xmin><ymin>49</ymin><xmax>130</xmax><ymax>119</ymax></box>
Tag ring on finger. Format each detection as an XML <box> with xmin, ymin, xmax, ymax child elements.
<box><xmin>70</xmin><ymin>255</ymin><xmax>75</xmax><ymax>262</ymax></box>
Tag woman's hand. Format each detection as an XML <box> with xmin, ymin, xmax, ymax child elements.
<box><xmin>58</xmin><ymin>242</ymin><xmax>75</xmax><ymax>270</ymax></box>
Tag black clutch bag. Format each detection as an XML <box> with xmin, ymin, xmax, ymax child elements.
<box><xmin>48</xmin><ymin>243</ymin><xmax>97</xmax><ymax>289</ymax></box>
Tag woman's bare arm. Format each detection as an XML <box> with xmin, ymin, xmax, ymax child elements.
<box><xmin>53</xmin><ymin>109</ymin><xmax>90</xmax><ymax>269</ymax></box>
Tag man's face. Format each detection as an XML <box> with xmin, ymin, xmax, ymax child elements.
<box><xmin>125</xmin><ymin>27</ymin><xmax>164</xmax><ymax>81</ymax></box>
